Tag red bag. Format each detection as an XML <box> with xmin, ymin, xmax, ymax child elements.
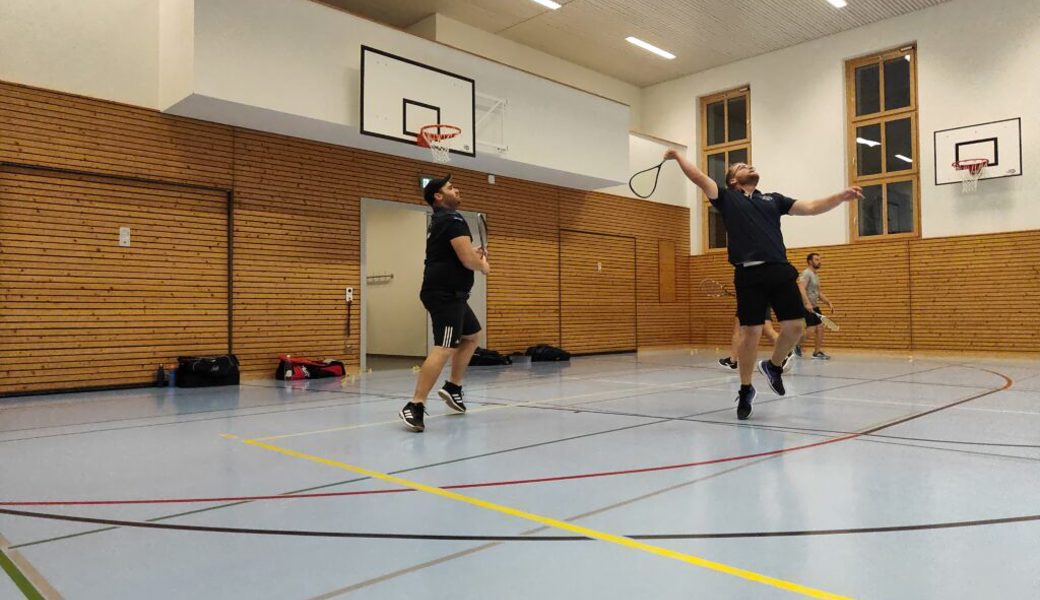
<box><xmin>276</xmin><ymin>355</ymin><xmax>346</xmax><ymax>380</ymax></box>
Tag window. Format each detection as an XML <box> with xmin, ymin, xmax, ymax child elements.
<box><xmin>700</xmin><ymin>87</ymin><xmax>750</xmax><ymax>251</ymax></box>
<box><xmin>846</xmin><ymin>46</ymin><xmax>919</xmax><ymax>239</ymax></box>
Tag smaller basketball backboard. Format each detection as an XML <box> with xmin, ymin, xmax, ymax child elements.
<box><xmin>934</xmin><ymin>117</ymin><xmax>1022</xmax><ymax>186</ymax></box>
<box><xmin>360</xmin><ymin>46</ymin><xmax>476</xmax><ymax>158</ymax></box>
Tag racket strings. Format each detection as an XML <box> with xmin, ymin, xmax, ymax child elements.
<box><xmin>628</xmin><ymin>162</ymin><xmax>664</xmax><ymax>199</ymax></box>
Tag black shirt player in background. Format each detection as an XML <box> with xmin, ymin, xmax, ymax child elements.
<box><xmin>399</xmin><ymin>175</ymin><xmax>490</xmax><ymax>432</ymax></box>
<box><xmin>664</xmin><ymin>148</ymin><xmax>861</xmax><ymax>420</ymax></box>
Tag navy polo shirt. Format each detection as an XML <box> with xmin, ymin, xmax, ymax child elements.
<box><xmin>709</xmin><ymin>184</ymin><xmax>797</xmax><ymax>266</ymax></box>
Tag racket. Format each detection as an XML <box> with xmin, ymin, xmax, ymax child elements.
<box><xmin>476</xmin><ymin>213</ymin><xmax>488</xmax><ymax>256</ymax></box>
<box><xmin>699</xmin><ymin>278</ymin><xmax>734</xmax><ymax>298</ymax></box>
<box><xmin>628</xmin><ymin>160</ymin><xmax>665</xmax><ymax>199</ymax></box>
<box><xmin>813</xmin><ymin>311</ymin><xmax>840</xmax><ymax>332</ymax></box>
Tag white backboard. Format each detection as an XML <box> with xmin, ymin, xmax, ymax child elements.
<box><xmin>934</xmin><ymin>117</ymin><xmax>1022</xmax><ymax>185</ymax></box>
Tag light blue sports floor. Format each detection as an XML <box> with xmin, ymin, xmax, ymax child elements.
<box><xmin>1</xmin><ymin>349</ymin><xmax>1038</xmax><ymax>600</ymax></box>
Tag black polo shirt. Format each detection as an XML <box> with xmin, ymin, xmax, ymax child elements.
<box><xmin>710</xmin><ymin>184</ymin><xmax>797</xmax><ymax>266</ymax></box>
<box><xmin>422</xmin><ymin>207</ymin><xmax>474</xmax><ymax>293</ymax></box>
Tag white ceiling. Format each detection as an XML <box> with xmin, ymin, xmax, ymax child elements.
<box><xmin>320</xmin><ymin>0</ymin><xmax>949</xmax><ymax>87</ymax></box>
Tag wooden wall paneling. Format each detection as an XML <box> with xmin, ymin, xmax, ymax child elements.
<box><xmin>231</xmin><ymin>130</ymin><xmax>361</xmax><ymax>377</ymax></box>
<box><xmin>0</xmin><ymin>82</ymin><xmax>233</xmax><ymax>188</ymax></box>
<box><xmin>688</xmin><ymin>252</ymin><xmax>735</xmax><ymax>347</ymax></box>
<box><xmin>560</xmin><ymin>230</ymin><xmax>636</xmax><ymax>353</ymax></box>
<box><xmin>0</xmin><ymin>168</ymin><xmax>229</xmax><ymax>394</ymax></box>
<box><xmin>909</xmin><ymin>231</ymin><xmax>1040</xmax><ymax>351</ymax></box>
<box><xmin>658</xmin><ymin>240</ymin><xmax>677</xmax><ymax>303</ymax></box>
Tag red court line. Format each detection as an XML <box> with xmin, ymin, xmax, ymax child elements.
<box><xmin>0</xmin><ymin>368</ymin><xmax>1012</xmax><ymax>508</ymax></box>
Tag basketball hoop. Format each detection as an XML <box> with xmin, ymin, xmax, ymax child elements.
<box><xmin>417</xmin><ymin>124</ymin><xmax>461</xmax><ymax>163</ymax></box>
<box><xmin>953</xmin><ymin>158</ymin><xmax>988</xmax><ymax>192</ymax></box>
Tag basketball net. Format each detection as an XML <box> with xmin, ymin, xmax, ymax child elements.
<box><xmin>953</xmin><ymin>158</ymin><xmax>988</xmax><ymax>193</ymax></box>
<box><xmin>418</xmin><ymin>125</ymin><xmax>461</xmax><ymax>164</ymax></box>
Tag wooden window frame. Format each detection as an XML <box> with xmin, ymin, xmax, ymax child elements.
<box><xmin>845</xmin><ymin>46</ymin><xmax>920</xmax><ymax>242</ymax></box>
<box><xmin>699</xmin><ymin>87</ymin><xmax>750</xmax><ymax>253</ymax></box>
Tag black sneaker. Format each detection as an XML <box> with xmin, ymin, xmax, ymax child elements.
<box><xmin>438</xmin><ymin>382</ymin><xmax>466</xmax><ymax>413</ymax></box>
<box><xmin>736</xmin><ymin>385</ymin><xmax>756</xmax><ymax>420</ymax></box>
<box><xmin>399</xmin><ymin>402</ymin><xmax>426</xmax><ymax>432</ymax></box>
<box><xmin>794</xmin><ymin>344</ymin><xmax>803</xmax><ymax>357</ymax></box>
<box><xmin>717</xmin><ymin>357</ymin><xmax>738</xmax><ymax>370</ymax></box>
<box><xmin>757</xmin><ymin>359</ymin><xmax>786</xmax><ymax>396</ymax></box>
<box><xmin>812</xmin><ymin>351</ymin><xmax>831</xmax><ymax>360</ymax></box>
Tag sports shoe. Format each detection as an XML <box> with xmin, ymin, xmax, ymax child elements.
<box><xmin>812</xmin><ymin>351</ymin><xmax>831</xmax><ymax>360</ymax></box>
<box><xmin>399</xmin><ymin>401</ymin><xmax>427</xmax><ymax>432</ymax></box>
<box><xmin>438</xmin><ymin>381</ymin><xmax>466</xmax><ymax>413</ymax></box>
<box><xmin>794</xmin><ymin>344</ymin><xmax>803</xmax><ymax>357</ymax></box>
<box><xmin>717</xmin><ymin>357</ymin><xmax>738</xmax><ymax>370</ymax></box>
<box><xmin>736</xmin><ymin>385</ymin><xmax>756</xmax><ymax>420</ymax></box>
<box><xmin>781</xmin><ymin>351</ymin><xmax>794</xmax><ymax>372</ymax></box>
<box><xmin>757</xmin><ymin>359</ymin><xmax>786</xmax><ymax>396</ymax></box>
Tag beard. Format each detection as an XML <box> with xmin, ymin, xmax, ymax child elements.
<box><xmin>737</xmin><ymin>171</ymin><xmax>760</xmax><ymax>187</ymax></box>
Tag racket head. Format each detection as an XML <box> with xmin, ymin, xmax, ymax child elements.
<box><xmin>628</xmin><ymin>161</ymin><xmax>664</xmax><ymax>199</ymax></box>
<box><xmin>699</xmin><ymin>278</ymin><xmax>732</xmax><ymax>297</ymax></box>
<box><xmin>815</xmin><ymin>312</ymin><xmax>840</xmax><ymax>332</ymax></box>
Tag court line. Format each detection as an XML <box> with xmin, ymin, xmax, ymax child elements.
<box><xmin>238</xmin><ymin>438</ymin><xmax>851</xmax><ymax>600</ymax></box>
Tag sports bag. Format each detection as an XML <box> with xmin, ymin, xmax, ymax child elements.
<box><xmin>176</xmin><ymin>355</ymin><xmax>240</xmax><ymax>387</ymax></box>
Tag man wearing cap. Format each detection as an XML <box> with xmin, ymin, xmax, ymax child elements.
<box><xmin>400</xmin><ymin>175</ymin><xmax>490</xmax><ymax>432</ymax></box>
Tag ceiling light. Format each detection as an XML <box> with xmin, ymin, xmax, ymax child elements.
<box><xmin>625</xmin><ymin>37</ymin><xmax>676</xmax><ymax>60</ymax></box>
<box><xmin>856</xmin><ymin>137</ymin><xmax>881</xmax><ymax>147</ymax></box>
<box><xmin>894</xmin><ymin>154</ymin><xmax>913</xmax><ymax>163</ymax></box>
<box><xmin>826</xmin><ymin>0</ymin><xmax>847</xmax><ymax>7</ymax></box>
<box><xmin>529</xmin><ymin>0</ymin><xmax>561</xmax><ymax>9</ymax></box>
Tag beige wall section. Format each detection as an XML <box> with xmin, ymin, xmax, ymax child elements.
<box><xmin>0</xmin><ymin>0</ymin><xmax>159</xmax><ymax>108</ymax></box>
<box><xmin>642</xmin><ymin>0</ymin><xmax>1040</xmax><ymax>252</ymax></box>
<box><xmin>414</xmin><ymin>14</ymin><xmax>643</xmax><ymax>130</ymax></box>
<box><xmin>364</xmin><ymin>202</ymin><xmax>428</xmax><ymax>357</ymax></box>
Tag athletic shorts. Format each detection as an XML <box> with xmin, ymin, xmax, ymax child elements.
<box><xmin>420</xmin><ymin>290</ymin><xmax>481</xmax><ymax>349</ymax></box>
<box><xmin>805</xmin><ymin>306</ymin><xmax>822</xmax><ymax>327</ymax></box>
<box><xmin>734</xmin><ymin>306</ymin><xmax>773</xmax><ymax>322</ymax></box>
<box><xmin>733</xmin><ymin>263</ymin><xmax>804</xmax><ymax>326</ymax></box>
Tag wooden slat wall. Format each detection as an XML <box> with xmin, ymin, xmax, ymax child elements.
<box><xmin>560</xmin><ymin>231</ymin><xmax>636</xmax><ymax>353</ymax></box>
<box><xmin>0</xmin><ymin>169</ymin><xmax>228</xmax><ymax>393</ymax></box>
<box><xmin>0</xmin><ymin>80</ymin><xmax>692</xmax><ymax>392</ymax></box>
<box><xmin>689</xmin><ymin>230</ymin><xmax>1040</xmax><ymax>353</ymax></box>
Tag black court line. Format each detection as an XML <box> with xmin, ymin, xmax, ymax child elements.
<box><xmin>2</xmin><ymin>507</ymin><xmax>1038</xmax><ymax>541</ymax></box>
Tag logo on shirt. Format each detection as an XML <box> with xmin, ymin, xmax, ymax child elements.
<box><xmin>762</xmin><ymin>194</ymin><xmax>774</xmax><ymax>202</ymax></box>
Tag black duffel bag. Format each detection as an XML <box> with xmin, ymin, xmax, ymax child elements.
<box><xmin>525</xmin><ymin>344</ymin><xmax>571</xmax><ymax>362</ymax></box>
<box><xmin>469</xmin><ymin>347</ymin><xmax>512</xmax><ymax>366</ymax></box>
<box><xmin>176</xmin><ymin>355</ymin><xmax>240</xmax><ymax>387</ymax></box>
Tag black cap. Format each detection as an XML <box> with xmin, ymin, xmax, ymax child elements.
<box><xmin>423</xmin><ymin>174</ymin><xmax>451</xmax><ymax>205</ymax></box>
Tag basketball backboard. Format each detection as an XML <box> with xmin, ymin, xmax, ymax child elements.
<box><xmin>934</xmin><ymin>117</ymin><xmax>1022</xmax><ymax>186</ymax></box>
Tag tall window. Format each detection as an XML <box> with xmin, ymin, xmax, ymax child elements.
<box><xmin>846</xmin><ymin>46</ymin><xmax>919</xmax><ymax>240</ymax></box>
<box><xmin>700</xmin><ymin>87</ymin><xmax>750</xmax><ymax>251</ymax></box>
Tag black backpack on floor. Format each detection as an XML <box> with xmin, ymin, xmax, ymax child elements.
<box><xmin>469</xmin><ymin>347</ymin><xmax>512</xmax><ymax>366</ymax></box>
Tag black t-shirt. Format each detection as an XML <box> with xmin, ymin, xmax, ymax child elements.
<box><xmin>710</xmin><ymin>184</ymin><xmax>797</xmax><ymax>266</ymax></box>
<box><xmin>422</xmin><ymin>207</ymin><xmax>474</xmax><ymax>293</ymax></box>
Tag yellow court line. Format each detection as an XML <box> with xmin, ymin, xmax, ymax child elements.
<box><xmin>251</xmin><ymin>375</ymin><xmax>734</xmax><ymax>442</ymax></box>
<box><xmin>240</xmin><ymin>438</ymin><xmax>851</xmax><ymax>600</ymax></box>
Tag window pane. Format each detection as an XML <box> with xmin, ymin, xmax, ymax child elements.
<box><xmin>855</xmin><ymin>63</ymin><xmax>881</xmax><ymax>116</ymax></box>
<box><xmin>884</xmin><ymin>55</ymin><xmax>912</xmax><ymax>110</ymax></box>
<box><xmin>887</xmin><ymin>180</ymin><xmax>914</xmax><ymax>234</ymax></box>
<box><xmin>885</xmin><ymin>118</ymin><xmax>913</xmax><ymax>172</ymax></box>
<box><xmin>858</xmin><ymin>185</ymin><xmax>883</xmax><ymax>237</ymax></box>
<box><xmin>856</xmin><ymin>123</ymin><xmax>883</xmax><ymax>176</ymax></box>
<box><xmin>706</xmin><ymin>101</ymin><xmax>725</xmax><ymax>145</ymax></box>
<box><xmin>707</xmin><ymin>152</ymin><xmax>726</xmax><ymax>184</ymax></box>
<box><xmin>708</xmin><ymin>206</ymin><xmax>727</xmax><ymax>249</ymax></box>
<box><xmin>728</xmin><ymin>148</ymin><xmax>748</xmax><ymax>166</ymax></box>
<box><xmin>727</xmin><ymin>96</ymin><xmax>747</xmax><ymax>141</ymax></box>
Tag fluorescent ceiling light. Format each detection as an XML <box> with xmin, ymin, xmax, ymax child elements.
<box><xmin>625</xmin><ymin>37</ymin><xmax>676</xmax><ymax>60</ymax></box>
<box><xmin>856</xmin><ymin>137</ymin><xmax>881</xmax><ymax>147</ymax></box>
<box><xmin>530</xmin><ymin>0</ymin><xmax>561</xmax><ymax>9</ymax></box>
<box><xmin>894</xmin><ymin>154</ymin><xmax>913</xmax><ymax>163</ymax></box>
<box><xmin>826</xmin><ymin>0</ymin><xmax>847</xmax><ymax>7</ymax></box>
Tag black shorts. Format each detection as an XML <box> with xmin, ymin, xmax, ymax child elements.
<box><xmin>734</xmin><ymin>306</ymin><xmax>773</xmax><ymax>321</ymax></box>
<box><xmin>805</xmin><ymin>307</ymin><xmax>822</xmax><ymax>327</ymax></box>
<box><xmin>733</xmin><ymin>263</ymin><xmax>804</xmax><ymax>326</ymax></box>
<box><xmin>420</xmin><ymin>290</ymin><xmax>481</xmax><ymax>349</ymax></box>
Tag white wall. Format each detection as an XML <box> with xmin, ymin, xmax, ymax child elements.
<box><xmin>599</xmin><ymin>133</ymin><xmax>689</xmax><ymax>207</ymax></box>
<box><xmin>642</xmin><ymin>0</ymin><xmax>1040</xmax><ymax>252</ymax></box>
<box><xmin>364</xmin><ymin>203</ymin><xmax>428</xmax><ymax>357</ymax></box>
<box><xmin>0</xmin><ymin>0</ymin><xmax>158</xmax><ymax>108</ymax></box>
<box><xmin>415</xmin><ymin>14</ymin><xmax>643</xmax><ymax>130</ymax></box>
